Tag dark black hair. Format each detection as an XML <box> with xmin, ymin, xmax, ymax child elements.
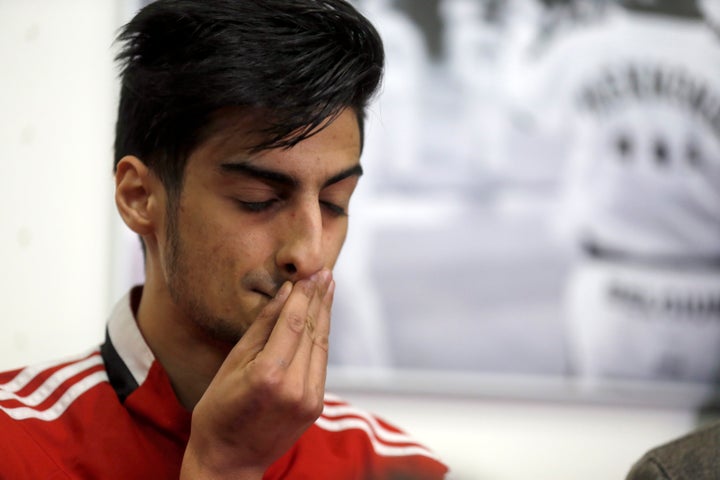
<box><xmin>114</xmin><ymin>0</ymin><xmax>384</xmax><ymax>197</ymax></box>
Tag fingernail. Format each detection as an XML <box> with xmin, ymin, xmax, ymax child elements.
<box><xmin>318</xmin><ymin>269</ymin><xmax>332</xmax><ymax>286</ymax></box>
<box><xmin>309</xmin><ymin>269</ymin><xmax>326</xmax><ymax>283</ymax></box>
<box><xmin>277</xmin><ymin>281</ymin><xmax>292</xmax><ymax>299</ymax></box>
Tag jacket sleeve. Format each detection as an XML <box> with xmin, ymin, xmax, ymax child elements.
<box><xmin>625</xmin><ymin>456</ymin><xmax>671</xmax><ymax>480</ymax></box>
<box><xmin>625</xmin><ymin>421</ymin><xmax>720</xmax><ymax>480</ymax></box>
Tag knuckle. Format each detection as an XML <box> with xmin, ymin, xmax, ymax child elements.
<box><xmin>279</xmin><ymin>386</ymin><xmax>305</xmax><ymax>407</ymax></box>
<box><xmin>247</xmin><ymin>362</ymin><xmax>284</xmax><ymax>393</ymax></box>
<box><xmin>292</xmin><ymin>393</ymin><xmax>322</xmax><ymax>421</ymax></box>
<box><xmin>244</xmin><ymin>364</ymin><xmax>323</xmax><ymax>420</ymax></box>
<box><xmin>305</xmin><ymin>314</ymin><xmax>316</xmax><ymax>335</ymax></box>
<box><xmin>268</xmin><ymin>383</ymin><xmax>307</xmax><ymax>413</ymax></box>
<box><xmin>306</xmin><ymin>396</ymin><xmax>324</xmax><ymax>419</ymax></box>
<box><xmin>285</xmin><ymin>312</ymin><xmax>306</xmax><ymax>333</ymax></box>
<box><xmin>312</xmin><ymin>333</ymin><xmax>329</xmax><ymax>352</ymax></box>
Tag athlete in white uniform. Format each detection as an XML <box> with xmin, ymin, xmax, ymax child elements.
<box><xmin>509</xmin><ymin>0</ymin><xmax>720</xmax><ymax>382</ymax></box>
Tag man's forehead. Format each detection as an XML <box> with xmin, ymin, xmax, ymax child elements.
<box><xmin>198</xmin><ymin>106</ymin><xmax>360</xmax><ymax>153</ymax></box>
<box><xmin>190</xmin><ymin>107</ymin><xmax>362</xmax><ymax>177</ymax></box>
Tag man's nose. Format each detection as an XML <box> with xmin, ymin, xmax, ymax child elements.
<box><xmin>276</xmin><ymin>200</ymin><xmax>324</xmax><ymax>280</ymax></box>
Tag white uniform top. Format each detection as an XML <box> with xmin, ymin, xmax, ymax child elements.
<box><xmin>508</xmin><ymin>7</ymin><xmax>720</xmax><ymax>259</ymax></box>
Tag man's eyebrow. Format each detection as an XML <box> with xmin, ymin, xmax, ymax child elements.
<box><xmin>219</xmin><ymin>162</ymin><xmax>363</xmax><ymax>188</ymax></box>
<box><xmin>323</xmin><ymin>164</ymin><xmax>363</xmax><ymax>188</ymax></box>
<box><xmin>220</xmin><ymin>162</ymin><xmax>296</xmax><ymax>186</ymax></box>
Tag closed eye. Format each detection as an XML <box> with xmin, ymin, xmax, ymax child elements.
<box><xmin>321</xmin><ymin>200</ymin><xmax>347</xmax><ymax>217</ymax></box>
<box><xmin>237</xmin><ymin>199</ymin><xmax>279</xmax><ymax>212</ymax></box>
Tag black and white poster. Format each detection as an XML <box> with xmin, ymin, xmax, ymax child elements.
<box><xmin>119</xmin><ymin>0</ymin><xmax>720</xmax><ymax>407</ymax></box>
<box><xmin>327</xmin><ymin>0</ymin><xmax>720</xmax><ymax>407</ymax></box>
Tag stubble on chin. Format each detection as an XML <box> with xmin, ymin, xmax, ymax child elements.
<box><xmin>166</xmin><ymin>252</ymin><xmax>250</xmax><ymax>346</ymax></box>
<box><xmin>164</xmin><ymin>207</ymin><xmax>248</xmax><ymax>347</ymax></box>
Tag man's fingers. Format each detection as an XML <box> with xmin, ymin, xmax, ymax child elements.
<box><xmin>263</xmin><ymin>270</ymin><xmax>332</xmax><ymax>376</ymax></box>
<box><xmin>229</xmin><ymin>281</ymin><xmax>292</xmax><ymax>361</ymax></box>
<box><xmin>290</xmin><ymin>270</ymin><xmax>332</xmax><ymax>373</ymax></box>
<box><xmin>307</xmin><ymin>278</ymin><xmax>334</xmax><ymax>395</ymax></box>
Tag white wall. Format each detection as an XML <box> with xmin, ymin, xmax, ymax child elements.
<box><xmin>336</xmin><ymin>391</ymin><xmax>695</xmax><ymax>480</ymax></box>
<box><xmin>0</xmin><ymin>0</ymin><xmax>120</xmax><ymax>370</ymax></box>
<box><xmin>0</xmin><ymin>2</ymin><xmax>701</xmax><ymax>479</ymax></box>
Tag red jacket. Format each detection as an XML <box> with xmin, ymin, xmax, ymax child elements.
<box><xmin>0</xmin><ymin>291</ymin><xmax>449</xmax><ymax>480</ymax></box>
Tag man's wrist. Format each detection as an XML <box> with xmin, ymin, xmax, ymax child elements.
<box><xmin>180</xmin><ymin>439</ymin><xmax>265</xmax><ymax>480</ymax></box>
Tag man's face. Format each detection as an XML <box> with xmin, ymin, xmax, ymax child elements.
<box><xmin>159</xmin><ymin>108</ymin><xmax>362</xmax><ymax>345</ymax></box>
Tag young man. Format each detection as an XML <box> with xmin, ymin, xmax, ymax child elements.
<box><xmin>0</xmin><ymin>1</ymin><xmax>450</xmax><ymax>478</ymax></box>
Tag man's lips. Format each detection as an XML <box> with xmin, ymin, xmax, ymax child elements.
<box><xmin>253</xmin><ymin>289</ymin><xmax>274</xmax><ymax>298</ymax></box>
<box><xmin>252</xmin><ymin>287</ymin><xmax>277</xmax><ymax>299</ymax></box>
<box><xmin>244</xmin><ymin>274</ymin><xmax>283</xmax><ymax>300</ymax></box>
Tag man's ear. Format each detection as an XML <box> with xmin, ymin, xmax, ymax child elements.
<box><xmin>115</xmin><ymin>156</ymin><xmax>162</xmax><ymax>236</ymax></box>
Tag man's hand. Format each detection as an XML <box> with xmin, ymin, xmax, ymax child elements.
<box><xmin>180</xmin><ymin>269</ymin><xmax>335</xmax><ymax>480</ymax></box>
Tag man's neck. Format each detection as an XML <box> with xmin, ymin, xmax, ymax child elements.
<box><xmin>135</xmin><ymin>278</ymin><xmax>231</xmax><ymax>410</ymax></box>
